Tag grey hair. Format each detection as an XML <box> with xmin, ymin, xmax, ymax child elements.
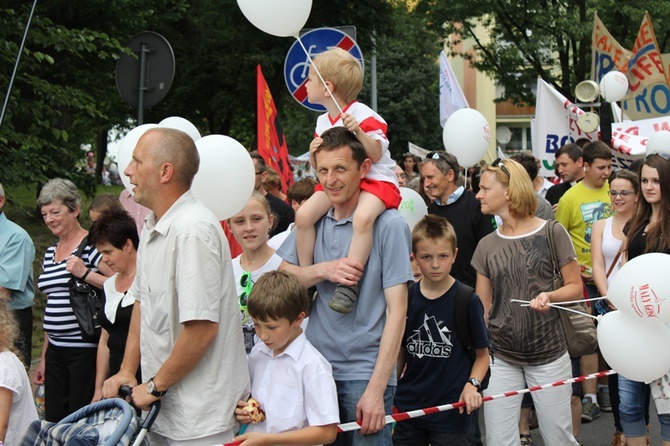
<box><xmin>37</xmin><ymin>178</ymin><xmax>81</xmax><ymax>212</ymax></box>
<box><xmin>0</xmin><ymin>183</ymin><xmax>4</xmax><ymax>198</ymax></box>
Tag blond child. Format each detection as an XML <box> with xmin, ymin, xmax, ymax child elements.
<box><xmin>0</xmin><ymin>302</ymin><xmax>39</xmax><ymax>445</ymax></box>
<box><xmin>296</xmin><ymin>47</ymin><xmax>400</xmax><ymax>314</ymax></box>
<box><xmin>233</xmin><ymin>271</ymin><xmax>339</xmax><ymax>446</ymax></box>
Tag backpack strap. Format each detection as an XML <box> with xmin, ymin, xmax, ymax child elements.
<box><xmin>453</xmin><ymin>282</ymin><xmax>476</xmax><ymax>363</ymax></box>
<box><xmin>406</xmin><ymin>281</ymin><xmax>417</xmax><ymax>317</ymax></box>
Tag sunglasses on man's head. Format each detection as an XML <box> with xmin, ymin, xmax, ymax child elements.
<box><xmin>426</xmin><ymin>151</ymin><xmax>457</xmax><ymax>173</ymax></box>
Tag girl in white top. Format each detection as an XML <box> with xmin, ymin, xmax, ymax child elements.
<box><xmin>591</xmin><ymin>170</ymin><xmax>639</xmax><ymax>303</ymax></box>
<box><xmin>229</xmin><ymin>192</ymin><xmax>283</xmax><ymax>354</ymax></box>
<box><xmin>0</xmin><ymin>302</ymin><xmax>39</xmax><ymax>445</ymax></box>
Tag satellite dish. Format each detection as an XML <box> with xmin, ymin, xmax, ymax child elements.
<box><xmin>496</xmin><ymin>126</ymin><xmax>512</xmax><ymax>145</ymax></box>
<box><xmin>116</xmin><ymin>31</ymin><xmax>175</xmax><ymax>123</ymax></box>
<box><xmin>575</xmin><ymin>80</ymin><xmax>600</xmax><ymax>103</ymax></box>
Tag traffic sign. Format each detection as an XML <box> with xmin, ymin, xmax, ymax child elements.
<box><xmin>284</xmin><ymin>27</ymin><xmax>364</xmax><ymax>112</ymax></box>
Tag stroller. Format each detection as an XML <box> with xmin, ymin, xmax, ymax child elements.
<box><xmin>19</xmin><ymin>386</ymin><xmax>160</xmax><ymax>446</ymax></box>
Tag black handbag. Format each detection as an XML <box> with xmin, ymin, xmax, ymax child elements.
<box><xmin>68</xmin><ymin>238</ymin><xmax>103</xmax><ymax>343</ymax></box>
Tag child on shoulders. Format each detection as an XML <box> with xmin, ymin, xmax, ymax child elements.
<box><xmin>393</xmin><ymin>215</ymin><xmax>490</xmax><ymax>445</ymax></box>
<box><xmin>295</xmin><ymin>47</ymin><xmax>400</xmax><ymax>314</ymax></box>
<box><xmin>233</xmin><ymin>271</ymin><xmax>339</xmax><ymax>446</ymax></box>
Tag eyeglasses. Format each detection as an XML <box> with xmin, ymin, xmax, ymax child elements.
<box><xmin>646</xmin><ymin>152</ymin><xmax>670</xmax><ymax>162</ymax></box>
<box><xmin>491</xmin><ymin>158</ymin><xmax>511</xmax><ymax>178</ymax></box>
<box><xmin>255</xmin><ymin>171</ymin><xmax>263</xmax><ymax>176</ymax></box>
<box><xmin>609</xmin><ymin>190</ymin><xmax>635</xmax><ymax>198</ymax></box>
<box><xmin>426</xmin><ymin>151</ymin><xmax>457</xmax><ymax>173</ymax></box>
<box><xmin>239</xmin><ymin>272</ymin><xmax>253</xmax><ymax>310</ymax></box>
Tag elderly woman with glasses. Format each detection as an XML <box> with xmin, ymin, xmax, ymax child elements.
<box><xmin>34</xmin><ymin>179</ymin><xmax>113</xmax><ymax>422</ymax></box>
<box><xmin>228</xmin><ymin>192</ymin><xmax>282</xmax><ymax>354</ymax></box>
<box><xmin>471</xmin><ymin>159</ymin><xmax>582</xmax><ymax>445</ymax></box>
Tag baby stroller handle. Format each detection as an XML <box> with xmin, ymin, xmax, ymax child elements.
<box><xmin>117</xmin><ymin>384</ymin><xmax>161</xmax><ymax>446</ymax></box>
<box><xmin>119</xmin><ymin>385</ymin><xmax>161</xmax><ymax>431</ymax></box>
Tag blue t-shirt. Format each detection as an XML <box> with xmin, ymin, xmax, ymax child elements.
<box><xmin>0</xmin><ymin>212</ymin><xmax>35</xmax><ymax>310</ymax></box>
<box><xmin>394</xmin><ymin>280</ymin><xmax>489</xmax><ymax>433</ymax></box>
<box><xmin>277</xmin><ymin>208</ymin><xmax>413</xmax><ymax>384</ymax></box>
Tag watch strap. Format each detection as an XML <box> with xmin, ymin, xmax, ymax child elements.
<box><xmin>148</xmin><ymin>376</ymin><xmax>168</xmax><ymax>397</ymax></box>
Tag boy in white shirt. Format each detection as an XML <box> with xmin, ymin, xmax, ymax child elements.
<box><xmin>233</xmin><ymin>271</ymin><xmax>339</xmax><ymax>445</ymax></box>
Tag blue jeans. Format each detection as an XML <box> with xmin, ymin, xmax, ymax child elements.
<box><xmin>619</xmin><ymin>375</ymin><xmax>651</xmax><ymax>437</ymax></box>
<box><xmin>393</xmin><ymin>421</ymin><xmax>467</xmax><ymax>446</ymax></box>
<box><xmin>331</xmin><ymin>380</ymin><xmax>395</xmax><ymax>446</ymax></box>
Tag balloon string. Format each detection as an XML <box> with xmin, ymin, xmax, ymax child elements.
<box><xmin>511</xmin><ymin>296</ymin><xmax>606</xmax><ymax>306</ymax></box>
<box><xmin>295</xmin><ymin>36</ymin><xmax>346</xmax><ymax>119</ymax></box>
<box><xmin>512</xmin><ymin>299</ymin><xmax>599</xmax><ymax>320</ymax></box>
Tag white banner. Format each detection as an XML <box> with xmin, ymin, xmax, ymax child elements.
<box><xmin>408</xmin><ymin>141</ymin><xmax>430</xmax><ymax>158</ymax></box>
<box><xmin>532</xmin><ymin>79</ymin><xmax>663</xmax><ymax>175</ymax></box>
<box><xmin>439</xmin><ymin>51</ymin><xmax>469</xmax><ymax>127</ymax></box>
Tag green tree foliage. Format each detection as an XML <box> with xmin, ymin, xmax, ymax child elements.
<box><xmin>2</xmin><ymin>0</ymin><xmax>447</xmax><ymax>190</ymax></box>
<box><xmin>416</xmin><ymin>0</ymin><xmax>670</xmax><ymax>105</ymax></box>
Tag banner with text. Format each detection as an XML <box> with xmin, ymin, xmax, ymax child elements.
<box><xmin>591</xmin><ymin>11</ymin><xmax>670</xmax><ymax>120</ymax></box>
<box><xmin>531</xmin><ymin>79</ymin><xmax>670</xmax><ymax>174</ymax></box>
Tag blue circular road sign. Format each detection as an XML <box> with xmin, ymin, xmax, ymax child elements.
<box><xmin>284</xmin><ymin>27</ymin><xmax>364</xmax><ymax>112</ymax></box>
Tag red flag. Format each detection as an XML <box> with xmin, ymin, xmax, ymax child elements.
<box><xmin>257</xmin><ymin>65</ymin><xmax>293</xmax><ymax>192</ymax></box>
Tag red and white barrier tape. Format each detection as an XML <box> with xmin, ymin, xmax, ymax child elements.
<box><xmin>221</xmin><ymin>369</ymin><xmax>616</xmax><ymax>444</ymax></box>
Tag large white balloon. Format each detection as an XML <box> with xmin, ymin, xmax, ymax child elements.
<box><xmin>117</xmin><ymin>124</ymin><xmax>160</xmax><ymax>193</ymax></box>
<box><xmin>159</xmin><ymin>116</ymin><xmax>201</xmax><ymax>142</ymax></box>
<box><xmin>192</xmin><ymin>135</ymin><xmax>255</xmax><ymax>220</ymax></box>
<box><xmin>442</xmin><ymin>108</ymin><xmax>491</xmax><ymax>168</ymax></box>
<box><xmin>598</xmin><ymin>310</ymin><xmax>670</xmax><ymax>382</ymax></box>
<box><xmin>398</xmin><ymin>187</ymin><xmax>428</xmax><ymax>231</ymax></box>
<box><xmin>599</xmin><ymin>71</ymin><xmax>629</xmax><ymax>102</ymax></box>
<box><xmin>646</xmin><ymin>131</ymin><xmax>670</xmax><ymax>155</ymax></box>
<box><xmin>237</xmin><ymin>0</ymin><xmax>312</xmax><ymax>38</ymax></box>
<box><xmin>608</xmin><ymin>253</ymin><xmax>670</xmax><ymax>323</ymax></box>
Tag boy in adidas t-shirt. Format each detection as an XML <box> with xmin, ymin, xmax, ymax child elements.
<box><xmin>393</xmin><ymin>215</ymin><xmax>490</xmax><ymax>445</ymax></box>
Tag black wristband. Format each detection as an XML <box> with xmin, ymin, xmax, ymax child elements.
<box><xmin>80</xmin><ymin>268</ymin><xmax>91</xmax><ymax>281</ymax></box>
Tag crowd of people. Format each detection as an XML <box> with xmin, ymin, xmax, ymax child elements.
<box><xmin>1</xmin><ymin>46</ymin><xmax>670</xmax><ymax>446</ymax></box>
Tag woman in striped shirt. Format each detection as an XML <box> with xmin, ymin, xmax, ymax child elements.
<box><xmin>33</xmin><ymin>178</ymin><xmax>112</xmax><ymax>422</ymax></box>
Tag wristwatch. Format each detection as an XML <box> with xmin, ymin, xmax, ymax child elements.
<box><xmin>467</xmin><ymin>377</ymin><xmax>482</xmax><ymax>392</ymax></box>
<box><xmin>146</xmin><ymin>376</ymin><xmax>168</xmax><ymax>397</ymax></box>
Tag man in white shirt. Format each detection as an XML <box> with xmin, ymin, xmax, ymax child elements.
<box><xmin>103</xmin><ymin>128</ymin><xmax>249</xmax><ymax>445</ymax></box>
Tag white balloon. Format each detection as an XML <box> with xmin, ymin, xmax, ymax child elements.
<box><xmin>442</xmin><ymin>108</ymin><xmax>491</xmax><ymax>168</ymax></box>
<box><xmin>117</xmin><ymin>124</ymin><xmax>160</xmax><ymax>193</ymax></box>
<box><xmin>159</xmin><ymin>116</ymin><xmax>201</xmax><ymax>142</ymax></box>
<box><xmin>237</xmin><ymin>0</ymin><xmax>312</xmax><ymax>38</ymax></box>
<box><xmin>599</xmin><ymin>71</ymin><xmax>629</xmax><ymax>102</ymax></box>
<box><xmin>192</xmin><ymin>135</ymin><xmax>255</xmax><ymax>220</ymax></box>
<box><xmin>397</xmin><ymin>187</ymin><xmax>428</xmax><ymax>230</ymax></box>
<box><xmin>608</xmin><ymin>253</ymin><xmax>670</xmax><ymax>323</ymax></box>
<box><xmin>646</xmin><ymin>131</ymin><xmax>670</xmax><ymax>155</ymax></box>
<box><xmin>598</xmin><ymin>311</ymin><xmax>670</xmax><ymax>382</ymax></box>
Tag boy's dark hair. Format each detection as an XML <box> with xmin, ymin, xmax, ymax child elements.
<box><xmin>287</xmin><ymin>178</ymin><xmax>317</xmax><ymax>203</ymax></box>
<box><xmin>582</xmin><ymin>141</ymin><xmax>612</xmax><ymax>165</ymax></box>
<box><xmin>412</xmin><ymin>215</ymin><xmax>458</xmax><ymax>255</ymax></box>
<box><xmin>315</xmin><ymin>127</ymin><xmax>367</xmax><ymax>168</ymax></box>
<box><xmin>89</xmin><ymin>194</ymin><xmax>124</xmax><ymax>214</ymax></box>
<box><xmin>555</xmin><ymin>143</ymin><xmax>582</xmax><ymax>162</ymax></box>
<box><xmin>247</xmin><ymin>271</ymin><xmax>310</xmax><ymax>322</ymax></box>
<box><xmin>511</xmin><ymin>152</ymin><xmax>539</xmax><ymax>181</ymax></box>
<box><xmin>88</xmin><ymin>208</ymin><xmax>139</xmax><ymax>250</ymax></box>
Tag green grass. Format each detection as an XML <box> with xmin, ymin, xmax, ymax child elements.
<box><xmin>3</xmin><ymin>184</ymin><xmax>125</xmax><ymax>362</ymax></box>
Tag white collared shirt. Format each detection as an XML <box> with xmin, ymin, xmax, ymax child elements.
<box><xmin>133</xmin><ymin>191</ymin><xmax>249</xmax><ymax>440</ymax></box>
<box><xmin>246</xmin><ymin>333</ymin><xmax>339</xmax><ymax>439</ymax></box>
